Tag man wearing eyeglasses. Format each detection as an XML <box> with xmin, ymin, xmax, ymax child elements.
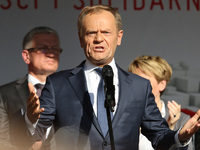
<box><xmin>0</xmin><ymin>26</ymin><xmax>62</xmax><ymax>150</ymax></box>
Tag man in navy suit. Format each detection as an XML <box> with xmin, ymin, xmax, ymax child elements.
<box><xmin>29</xmin><ymin>5</ymin><xmax>200</xmax><ymax>150</ymax></box>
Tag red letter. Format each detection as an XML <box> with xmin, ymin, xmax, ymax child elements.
<box><xmin>187</xmin><ymin>0</ymin><xmax>199</xmax><ymax>11</ymax></box>
<box><xmin>17</xmin><ymin>0</ymin><xmax>28</xmax><ymax>9</ymax></box>
<box><xmin>90</xmin><ymin>0</ymin><xmax>93</xmax><ymax>5</ymax></box>
<box><xmin>34</xmin><ymin>0</ymin><xmax>38</xmax><ymax>9</ymax></box>
<box><xmin>107</xmin><ymin>0</ymin><xmax>111</xmax><ymax>6</ymax></box>
<box><xmin>134</xmin><ymin>0</ymin><xmax>145</xmax><ymax>10</ymax></box>
<box><xmin>124</xmin><ymin>0</ymin><xmax>127</xmax><ymax>10</ymax></box>
<box><xmin>54</xmin><ymin>0</ymin><xmax>58</xmax><ymax>9</ymax></box>
<box><xmin>0</xmin><ymin>0</ymin><xmax>11</xmax><ymax>9</ymax></box>
<box><xmin>74</xmin><ymin>0</ymin><xmax>84</xmax><ymax>10</ymax></box>
<box><xmin>169</xmin><ymin>0</ymin><xmax>181</xmax><ymax>10</ymax></box>
<box><xmin>150</xmin><ymin>0</ymin><xmax>164</xmax><ymax>10</ymax></box>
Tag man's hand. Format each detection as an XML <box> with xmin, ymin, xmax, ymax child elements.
<box><xmin>167</xmin><ymin>100</ymin><xmax>181</xmax><ymax>130</ymax></box>
<box><xmin>27</xmin><ymin>83</ymin><xmax>45</xmax><ymax>123</ymax></box>
<box><xmin>178</xmin><ymin>109</ymin><xmax>200</xmax><ymax>142</ymax></box>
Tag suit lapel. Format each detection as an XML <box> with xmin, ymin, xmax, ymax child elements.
<box><xmin>68</xmin><ymin>63</ymin><xmax>102</xmax><ymax>133</ymax></box>
<box><xmin>111</xmin><ymin>67</ymin><xmax>133</xmax><ymax>129</ymax></box>
<box><xmin>68</xmin><ymin>63</ymin><xmax>133</xmax><ymax>137</ymax></box>
<box><xmin>15</xmin><ymin>76</ymin><xmax>29</xmax><ymax>111</ymax></box>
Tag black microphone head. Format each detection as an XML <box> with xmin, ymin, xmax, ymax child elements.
<box><xmin>102</xmin><ymin>65</ymin><xmax>115</xmax><ymax>111</ymax></box>
<box><xmin>102</xmin><ymin>65</ymin><xmax>113</xmax><ymax>78</ymax></box>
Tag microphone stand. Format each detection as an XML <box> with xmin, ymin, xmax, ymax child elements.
<box><xmin>104</xmin><ymin>92</ymin><xmax>115</xmax><ymax>150</ymax></box>
<box><xmin>102</xmin><ymin>65</ymin><xmax>115</xmax><ymax>150</ymax></box>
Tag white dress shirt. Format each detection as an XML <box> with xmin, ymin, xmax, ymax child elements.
<box><xmin>84</xmin><ymin>58</ymin><xmax>119</xmax><ymax>116</ymax></box>
<box><xmin>28</xmin><ymin>74</ymin><xmax>45</xmax><ymax>91</ymax></box>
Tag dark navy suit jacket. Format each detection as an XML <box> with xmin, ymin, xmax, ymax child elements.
<box><xmin>35</xmin><ymin>61</ymin><xmax>176</xmax><ymax>150</ymax></box>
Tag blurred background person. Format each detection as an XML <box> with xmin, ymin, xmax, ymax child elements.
<box><xmin>0</xmin><ymin>26</ymin><xmax>62</xmax><ymax>150</ymax></box>
<box><xmin>128</xmin><ymin>55</ymin><xmax>193</xmax><ymax>150</ymax></box>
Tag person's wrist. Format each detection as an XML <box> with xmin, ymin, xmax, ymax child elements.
<box><xmin>27</xmin><ymin>112</ymin><xmax>37</xmax><ymax>124</ymax></box>
<box><xmin>169</xmin><ymin>123</ymin><xmax>175</xmax><ymax>130</ymax></box>
<box><xmin>178</xmin><ymin>131</ymin><xmax>188</xmax><ymax>143</ymax></box>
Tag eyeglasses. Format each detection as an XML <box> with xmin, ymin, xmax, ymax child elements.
<box><xmin>27</xmin><ymin>47</ymin><xmax>63</xmax><ymax>55</ymax></box>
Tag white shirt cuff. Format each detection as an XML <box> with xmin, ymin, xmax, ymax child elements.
<box><xmin>25</xmin><ymin>111</ymin><xmax>38</xmax><ymax>135</ymax></box>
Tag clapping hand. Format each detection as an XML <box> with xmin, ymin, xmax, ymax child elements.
<box><xmin>178</xmin><ymin>109</ymin><xmax>200</xmax><ymax>143</ymax></box>
<box><xmin>167</xmin><ymin>100</ymin><xmax>181</xmax><ymax>130</ymax></box>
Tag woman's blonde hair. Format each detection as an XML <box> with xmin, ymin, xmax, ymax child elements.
<box><xmin>128</xmin><ymin>55</ymin><xmax>172</xmax><ymax>84</ymax></box>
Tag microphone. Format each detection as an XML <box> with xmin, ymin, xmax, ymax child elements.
<box><xmin>102</xmin><ymin>65</ymin><xmax>115</xmax><ymax>112</ymax></box>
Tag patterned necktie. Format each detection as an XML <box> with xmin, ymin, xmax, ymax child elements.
<box><xmin>95</xmin><ymin>68</ymin><xmax>108</xmax><ymax>137</ymax></box>
<box><xmin>35</xmin><ymin>83</ymin><xmax>44</xmax><ymax>97</ymax></box>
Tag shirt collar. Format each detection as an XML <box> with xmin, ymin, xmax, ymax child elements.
<box><xmin>84</xmin><ymin>59</ymin><xmax>118</xmax><ymax>77</ymax></box>
<box><xmin>28</xmin><ymin>74</ymin><xmax>45</xmax><ymax>86</ymax></box>
<box><xmin>160</xmin><ymin>100</ymin><xmax>166</xmax><ymax>117</ymax></box>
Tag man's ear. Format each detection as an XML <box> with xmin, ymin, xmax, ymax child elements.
<box><xmin>22</xmin><ymin>50</ymin><xmax>30</xmax><ymax>64</ymax></box>
<box><xmin>159</xmin><ymin>80</ymin><xmax>167</xmax><ymax>92</ymax></box>
<box><xmin>78</xmin><ymin>32</ymin><xmax>84</xmax><ymax>48</ymax></box>
<box><xmin>117</xmin><ymin>30</ymin><xmax>123</xmax><ymax>46</ymax></box>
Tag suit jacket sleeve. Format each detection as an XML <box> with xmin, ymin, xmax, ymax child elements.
<box><xmin>34</xmin><ymin>76</ymin><xmax>56</xmax><ymax>141</ymax></box>
<box><xmin>140</xmin><ymin>81</ymin><xmax>177</xmax><ymax>149</ymax></box>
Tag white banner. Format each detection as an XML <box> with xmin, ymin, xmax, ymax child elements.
<box><xmin>1</xmin><ymin>0</ymin><xmax>200</xmax><ymax>108</ymax></box>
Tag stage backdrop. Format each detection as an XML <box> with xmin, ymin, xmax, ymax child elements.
<box><xmin>1</xmin><ymin>0</ymin><xmax>200</xmax><ymax>109</ymax></box>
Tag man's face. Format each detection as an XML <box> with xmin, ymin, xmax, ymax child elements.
<box><xmin>80</xmin><ymin>10</ymin><xmax>123</xmax><ymax>67</ymax></box>
<box><xmin>25</xmin><ymin>33</ymin><xmax>60</xmax><ymax>76</ymax></box>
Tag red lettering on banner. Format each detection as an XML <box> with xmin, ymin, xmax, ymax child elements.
<box><xmin>54</xmin><ymin>0</ymin><xmax>58</xmax><ymax>9</ymax></box>
<box><xmin>169</xmin><ymin>0</ymin><xmax>181</xmax><ymax>10</ymax></box>
<box><xmin>17</xmin><ymin>0</ymin><xmax>28</xmax><ymax>9</ymax></box>
<box><xmin>0</xmin><ymin>0</ymin><xmax>199</xmax><ymax>11</ymax></box>
<box><xmin>124</xmin><ymin>0</ymin><xmax>127</xmax><ymax>10</ymax></box>
<box><xmin>74</xmin><ymin>0</ymin><xmax>85</xmax><ymax>10</ymax></box>
<box><xmin>0</xmin><ymin>0</ymin><xmax>11</xmax><ymax>9</ymax></box>
<box><xmin>34</xmin><ymin>0</ymin><xmax>38</xmax><ymax>9</ymax></box>
<box><xmin>134</xmin><ymin>0</ymin><xmax>145</xmax><ymax>10</ymax></box>
<box><xmin>150</xmin><ymin>0</ymin><xmax>164</xmax><ymax>10</ymax></box>
<box><xmin>72</xmin><ymin>0</ymin><xmax>200</xmax><ymax>11</ymax></box>
<box><xmin>187</xmin><ymin>0</ymin><xmax>199</xmax><ymax>10</ymax></box>
<box><xmin>108</xmin><ymin>0</ymin><xmax>112</xmax><ymax>6</ymax></box>
<box><xmin>74</xmin><ymin>0</ymin><xmax>112</xmax><ymax>10</ymax></box>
